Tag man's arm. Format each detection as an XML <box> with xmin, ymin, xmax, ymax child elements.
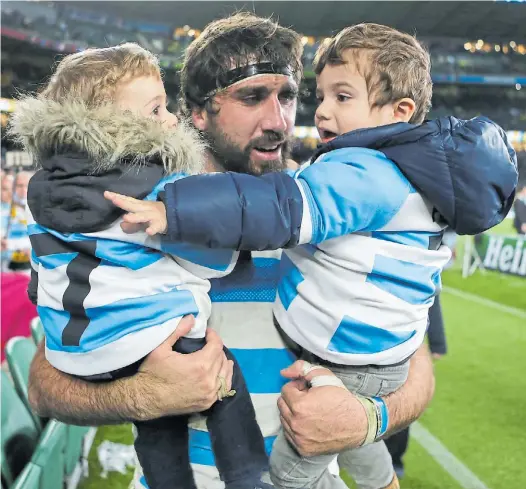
<box><xmin>381</xmin><ymin>343</ymin><xmax>435</xmax><ymax>436</ymax></box>
<box><xmin>29</xmin><ymin>343</ymin><xmax>143</xmax><ymax>425</ymax></box>
<box><xmin>29</xmin><ymin>317</ymin><xmax>234</xmax><ymax>425</ymax></box>
<box><xmin>277</xmin><ymin>344</ymin><xmax>434</xmax><ymax>456</ymax></box>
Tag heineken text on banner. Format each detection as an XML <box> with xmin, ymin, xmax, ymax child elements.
<box><xmin>475</xmin><ymin>234</ymin><xmax>526</xmax><ymax>277</ymax></box>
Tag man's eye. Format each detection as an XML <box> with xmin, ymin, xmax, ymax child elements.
<box><xmin>280</xmin><ymin>90</ymin><xmax>298</xmax><ymax>102</ymax></box>
<box><xmin>242</xmin><ymin>94</ymin><xmax>262</xmax><ymax>104</ymax></box>
<box><xmin>152</xmin><ymin>105</ymin><xmax>160</xmax><ymax>116</ymax></box>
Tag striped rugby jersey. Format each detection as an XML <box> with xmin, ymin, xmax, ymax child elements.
<box><xmin>28</xmin><ymin>174</ymin><xmax>238</xmax><ymax>376</ymax></box>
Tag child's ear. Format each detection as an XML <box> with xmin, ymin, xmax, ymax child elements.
<box><xmin>394</xmin><ymin>98</ymin><xmax>416</xmax><ymax>123</ymax></box>
<box><xmin>192</xmin><ymin>108</ymin><xmax>208</xmax><ymax>131</ymax></box>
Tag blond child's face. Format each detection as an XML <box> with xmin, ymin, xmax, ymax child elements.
<box><xmin>115</xmin><ymin>75</ymin><xmax>178</xmax><ymax>128</ymax></box>
<box><xmin>315</xmin><ymin>51</ymin><xmax>414</xmax><ymax>143</ymax></box>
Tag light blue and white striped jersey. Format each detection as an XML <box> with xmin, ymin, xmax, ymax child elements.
<box><xmin>131</xmin><ymin>250</ymin><xmax>346</xmax><ymax>489</ymax></box>
<box><xmin>274</xmin><ymin>147</ymin><xmax>452</xmax><ymax>366</ymax></box>
<box><xmin>28</xmin><ymin>174</ymin><xmax>238</xmax><ymax>376</ymax></box>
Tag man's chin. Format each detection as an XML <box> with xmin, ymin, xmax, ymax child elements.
<box><xmin>248</xmin><ymin>157</ymin><xmax>286</xmax><ymax>176</ymax></box>
<box><xmin>248</xmin><ymin>146</ymin><xmax>289</xmax><ymax>175</ymax></box>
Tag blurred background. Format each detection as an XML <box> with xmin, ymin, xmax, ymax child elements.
<box><xmin>1</xmin><ymin>2</ymin><xmax>525</xmax><ymax>489</ymax></box>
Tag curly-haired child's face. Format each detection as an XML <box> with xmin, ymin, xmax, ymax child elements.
<box><xmin>116</xmin><ymin>75</ymin><xmax>178</xmax><ymax>128</ymax></box>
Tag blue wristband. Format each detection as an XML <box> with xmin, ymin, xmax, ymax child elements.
<box><xmin>372</xmin><ymin>396</ymin><xmax>389</xmax><ymax>439</ymax></box>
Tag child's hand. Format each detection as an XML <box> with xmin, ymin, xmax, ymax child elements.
<box><xmin>104</xmin><ymin>191</ymin><xmax>167</xmax><ymax>236</ymax></box>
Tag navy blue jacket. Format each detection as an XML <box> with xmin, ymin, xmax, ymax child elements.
<box><xmin>160</xmin><ymin>117</ymin><xmax>517</xmax><ymax>250</ymax></box>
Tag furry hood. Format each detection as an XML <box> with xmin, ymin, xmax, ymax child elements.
<box><xmin>8</xmin><ymin>97</ymin><xmax>207</xmax><ymax>234</ymax></box>
<box><xmin>8</xmin><ymin>97</ymin><xmax>206</xmax><ymax>176</ymax></box>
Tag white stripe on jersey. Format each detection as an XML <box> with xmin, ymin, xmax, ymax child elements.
<box><xmin>275</xmin><ymin>188</ymin><xmax>451</xmax><ymax>366</ymax></box>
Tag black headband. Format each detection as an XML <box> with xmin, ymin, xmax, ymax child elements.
<box><xmin>200</xmin><ymin>62</ymin><xmax>295</xmax><ymax>99</ymax></box>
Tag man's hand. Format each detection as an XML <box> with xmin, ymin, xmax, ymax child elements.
<box><xmin>1</xmin><ymin>238</ymin><xmax>8</xmax><ymax>251</ymax></box>
<box><xmin>135</xmin><ymin>315</ymin><xmax>234</xmax><ymax>419</ymax></box>
<box><xmin>277</xmin><ymin>360</ymin><xmax>368</xmax><ymax>457</ymax></box>
<box><xmin>28</xmin><ymin>315</ymin><xmax>234</xmax><ymax>425</ymax></box>
<box><xmin>104</xmin><ymin>191</ymin><xmax>167</xmax><ymax>236</ymax></box>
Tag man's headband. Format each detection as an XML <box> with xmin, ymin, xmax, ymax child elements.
<box><xmin>201</xmin><ymin>62</ymin><xmax>295</xmax><ymax>100</ymax></box>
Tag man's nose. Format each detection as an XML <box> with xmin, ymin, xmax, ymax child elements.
<box><xmin>260</xmin><ymin>96</ymin><xmax>287</xmax><ymax>133</ymax></box>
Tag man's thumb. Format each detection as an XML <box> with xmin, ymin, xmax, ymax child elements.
<box><xmin>162</xmin><ymin>315</ymin><xmax>195</xmax><ymax>347</ymax></box>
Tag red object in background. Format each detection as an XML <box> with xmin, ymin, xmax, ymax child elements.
<box><xmin>1</xmin><ymin>272</ymin><xmax>37</xmax><ymax>361</ymax></box>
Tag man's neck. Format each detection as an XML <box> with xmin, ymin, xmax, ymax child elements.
<box><xmin>204</xmin><ymin>150</ymin><xmax>226</xmax><ymax>174</ymax></box>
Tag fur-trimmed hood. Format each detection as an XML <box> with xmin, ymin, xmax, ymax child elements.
<box><xmin>8</xmin><ymin>97</ymin><xmax>205</xmax><ymax>175</ymax></box>
<box><xmin>8</xmin><ymin>97</ymin><xmax>207</xmax><ymax>233</ymax></box>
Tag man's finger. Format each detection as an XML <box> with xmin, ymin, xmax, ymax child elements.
<box><xmin>280</xmin><ymin>379</ymin><xmax>308</xmax><ymax>413</ymax></box>
<box><xmin>280</xmin><ymin>413</ymin><xmax>295</xmax><ymax>442</ymax></box>
<box><xmin>277</xmin><ymin>395</ymin><xmax>293</xmax><ymax>422</ymax></box>
<box><xmin>104</xmin><ymin>191</ymin><xmax>145</xmax><ymax>212</ymax></box>
<box><xmin>282</xmin><ymin>420</ymin><xmax>298</xmax><ymax>450</ymax></box>
<box><xmin>161</xmin><ymin>315</ymin><xmax>195</xmax><ymax>350</ymax></box>
<box><xmin>199</xmin><ymin>329</ymin><xmax>225</xmax><ymax>363</ymax></box>
<box><xmin>301</xmin><ymin>365</ymin><xmax>335</xmax><ymax>384</ymax></box>
<box><xmin>220</xmin><ymin>359</ymin><xmax>234</xmax><ymax>393</ymax></box>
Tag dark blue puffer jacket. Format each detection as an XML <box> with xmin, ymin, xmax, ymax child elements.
<box><xmin>160</xmin><ymin>117</ymin><xmax>518</xmax><ymax>250</ymax></box>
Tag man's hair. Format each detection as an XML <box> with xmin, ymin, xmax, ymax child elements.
<box><xmin>39</xmin><ymin>43</ymin><xmax>161</xmax><ymax>106</ymax></box>
<box><xmin>180</xmin><ymin>12</ymin><xmax>303</xmax><ymax>114</ymax></box>
<box><xmin>313</xmin><ymin>23</ymin><xmax>432</xmax><ymax>124</ymax></box>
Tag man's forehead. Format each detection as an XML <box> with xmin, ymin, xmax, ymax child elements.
<box><xmin>227</xmin><ymin>74</ymin><xmax>298</xmax><ymax>93</ymax></box>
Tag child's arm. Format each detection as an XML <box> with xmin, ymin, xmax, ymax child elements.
<box><xmin>105</xmin><ymin>150</ymin><xmax>411</xmax><ymax>250</ymax></box>
<box><xmin>103</xmin><ymin>191</ymin><xmax>238</xmax><ymax>279</ymax></box>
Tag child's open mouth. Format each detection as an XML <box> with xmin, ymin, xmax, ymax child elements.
<box><xmin>319</xmin><ymin>130</ymin><xmax>338</xmax><ymax>144</ymax></box>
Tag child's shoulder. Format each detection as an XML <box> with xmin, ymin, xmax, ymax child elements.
<box><xmin>313</xmin><ymin>146</ymin><xmax>407</xmax><ymax>181</ymax></box>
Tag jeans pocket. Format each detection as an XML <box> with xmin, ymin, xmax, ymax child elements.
<box><xmin>331</xmin><ymin>368</ymin><xmax>368</xmax><ymax>394</ymax></box>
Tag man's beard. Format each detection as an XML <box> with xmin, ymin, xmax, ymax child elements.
<box><xmin>203</xmin><ymin>120</ymin><xmax>291</xmax><ymax>176</ymax></box>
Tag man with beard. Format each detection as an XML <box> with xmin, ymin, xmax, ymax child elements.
<box><xmin>29</xmin><ymin>13</ymin><xmax>441</xmax><ymax>489</ymax></box>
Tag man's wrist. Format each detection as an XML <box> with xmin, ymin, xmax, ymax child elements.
<box><xmin>116</xmin><ymin>374</ymin><xmax>162</xmax><ymax>422</ymax></box>
<box><xmin>354</xmin><ymin>395</ymin><xmax>390</xmax><ymax>446</ymax></box>
<box><xmin>372</xmin><ymin>396</ymin><xmax>389</xmax><ymax>440</ymax></box>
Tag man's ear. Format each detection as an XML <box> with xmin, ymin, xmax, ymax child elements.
<box><xmin>394</xmin><ymin>98</ymin><xmax>416</xmax><ymax>123</ymax></box>
<box><xmin>192</xmin><ymin>108</ymin><xmax>208</xmax><ymax>132</ymax></box>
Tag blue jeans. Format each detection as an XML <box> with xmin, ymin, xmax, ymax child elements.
<box><xmin>269</xmin><ymin>336</ymin><xmax>408</xmax><ymax>489</ymax></box>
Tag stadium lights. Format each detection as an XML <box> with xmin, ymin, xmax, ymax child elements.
<box><xmin>510</xmin><ymin>41</ymin><xmax>517</xmax><ymax>48</ymax></box>
<box><xmin>495</xmin><ymin>45</ymin><xmax>501</xmax><ymax>52</ymax></box>
<box><xmin>516</xmin><ymin>84</ymin><xmax>522</xmax><ymax>91</ymax></box>
<box><xmin>301</xmin><ymin>36</ymin><xmax>309</xmax><ymax>46</ymax></box>
<box><xmin>464</xmin><ymin>42</ymin><xmax>472</xmax><ymax>50</ymax></box>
